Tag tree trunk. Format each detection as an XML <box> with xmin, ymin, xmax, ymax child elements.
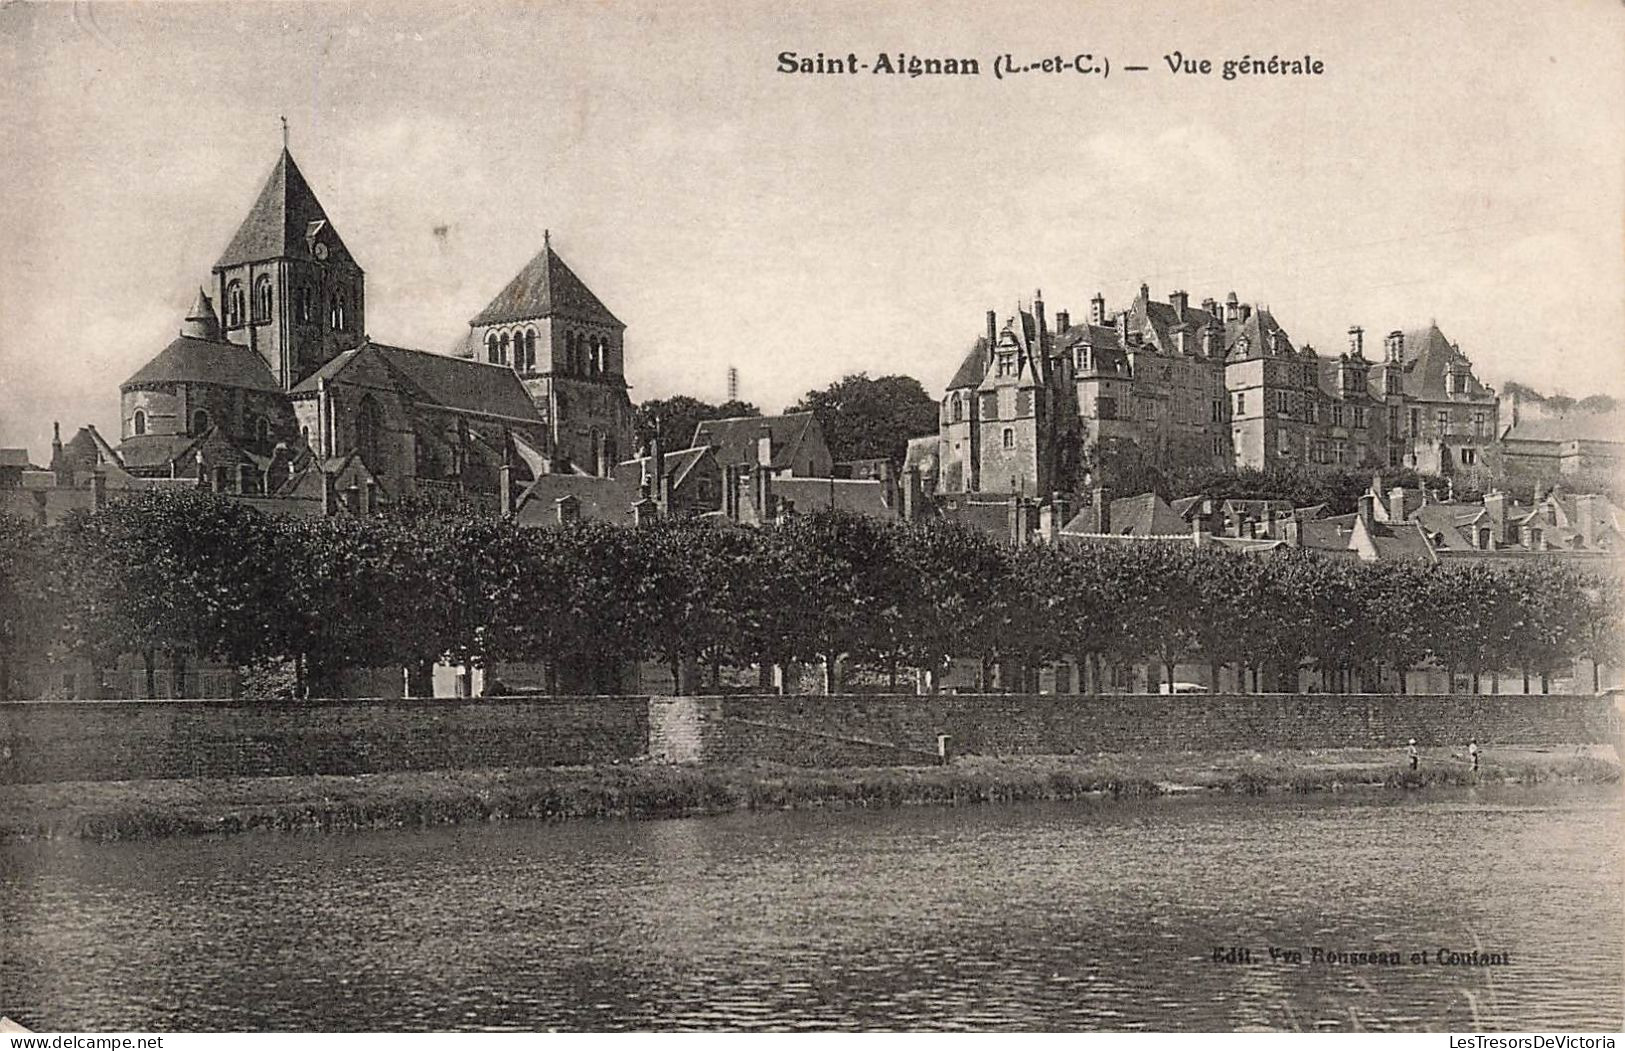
<box><xmin>1594</xmin><ymin>662</ymin><xmax>1601</xmax><ymax>694</ymax></box>
<box><xmin>669</xmin><ymin>657</ymin><xmax>683</xmax><ymax>696</ymax></box>
<box><xmin>1446</xmin><ymin>664</ymin><xmax>1456</xmax><ymax>695</ymax></box>
<box><xmin>143</xmin><ymin>649</ymin><xmax>157</xmax><ymax>699</ymax></box>
<box><xmin>888</xmin><ymin>659</ymin><xmax>899</xmax><ymax>691</ymax></box>
<box><xmin>1522</xmin><ymin>669</ymin><xmax>1530</xmax><ymax>694</ymax></box>
<box><xmin>1541</xmin><ymin>671</ymin><xmax>1550</xmax><ymax>694</ymax></box>
<box><xmin>823</xmin><ymin>654</ymin><xmax>839</xmax><ymax>695</ymax></box>
<box><xmin>1471</xmin><ymin>671</ymin><xmax>1480</xmax><ymax>695</ymax></box>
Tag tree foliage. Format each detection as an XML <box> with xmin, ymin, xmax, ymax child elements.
<box><xmin>789</xmin><ymin>372</ymin><xmax>939</xmax><ymax>464</ymax></box>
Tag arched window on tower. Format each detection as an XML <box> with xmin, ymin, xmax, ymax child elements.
<box><xmin>253</xmin><ymin>275</ymin><xmax>273</xmax><ymax>323</ymax></box>
<box><xmin>192</xmin><ymin>409</ymin><xmax>210</xmax><ymax>436</ymax></box>
<box><xmin>330</xmin><ymin>289</ymin><xmax>348</xmax><ymax>331</ymax></box>
<box><xmin>523</xmin><ymin>330</ymin><xmax>537</xmax><ymax>372</ymax></box>
<box><xmin>296</xmin><ymin>285</ymin><xmax>316</xmax><ymax>323</ymax></box>
<box><xmin>133</xmin><ymin>410</ymin><xmax>147</xmax><ymax>436</ymax></box>
<box><xmin>593</xmin><ymin>339</ymin><xmax>606</xmax><ymax>377</ymax></box>
<box><xmin>225</xmin><ymin>281</ymin><xmax>245</xmax><ymax>328</ymax></box>
<box><xmin>499</xmin><ymin>332</ymin><xmax>511</xmax><ymax>365</ymax></box>
<box><xmin>486</xmin><ymin>333</ymin><xmax>500</xmax><ymax>364</ymax></box>
<box><xmin>952</xmin><ymin>395</ymin><xmax>963</xmax><ymax>423</ymax></box>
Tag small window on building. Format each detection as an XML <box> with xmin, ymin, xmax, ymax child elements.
<box><xmin>487</xmin><ymin>334</ymin><xmax>499</xmax><ymax>363</ymax></box>
<box><xmin>1002</xmin><ymin>428</ymin><xmax>1015</xmax><ymax>449</ymax></box>
<box><xmin>253</xmin><ymin>275</ymin><xmax>273</xmax><ymax>322</ymax></box>
<box><xmin>1436</xmin><ymin>409</ymin><xmax>1450</xmax><ymax>433</ymax></box>
<box><xmin>524</xmin><ymin>330</ymin><xmax>537</xmax><ymax>372</ymax></box>
<box><xmin>1461</xmin><ymin>447</ymin><xmax>1477</xmax><ymax>466</ymax></box>
<box><xmin>225</xmin><ymin>281</ymin><xmax>245</xmax><ymax>327</ymax></box>
<box><xmin>297</xmin><ymin>286</ymin><xmax>316</xmax><ymax>323</ymax></box>
<box><xmin>1235</xmin><ymin>392</ymin><xmax>1245</xmax><ymax>415</ymax></box>
<box><xmin>133</xmin><ymin>409</ymin><xmax>146</xmax><ymax>436</ymax></box>
<box><xmin>331</xmin><ymin>290</ymin><xmax>348</xmax><ymax>331</ymax></box>
<box><xmin>952</xmin><ymin>395</ymin><xmax>964</xmax><ymax>423</ymax></box>
<box><xmin>192</xmin><ymin>409</ymin><xmax>210</xmax><ymax>435</ymax></box>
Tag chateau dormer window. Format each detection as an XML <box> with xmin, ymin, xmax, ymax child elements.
<box><xmin>252</xmin><ymin>275</ymin><xmax>273</xmax><ymax>323</ymax></box>
<box><xmin>225</xmin><ymin>281</ymin><xmax>245</xmax><ymax>328</ymax></box>
<box><xmin>995</xmin><ymin>352</ymin><xmax>1015</xmax><ymax>377</ymax></box>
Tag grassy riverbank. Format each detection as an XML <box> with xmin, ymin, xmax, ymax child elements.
<box><xmin>2</xmin><ymin>746</ymin><xmax>1618</xmax><ymax>842</ymax></box>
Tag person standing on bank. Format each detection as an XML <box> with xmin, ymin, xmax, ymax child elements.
<box><xmin>1408</xmin><ymin>739</ymin><xmax>1419</xmax><ymax>771</ymax></box>
<box><xmin>1468</xmin><ymin>740</ymin><xmax>1480</xmax><ymax>772</ymax></box>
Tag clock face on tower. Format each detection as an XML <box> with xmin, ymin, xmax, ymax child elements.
<box><xmin>313</xmin><ymin>242</ymin><xmax>329</xmax><ymax>261</ymax></box>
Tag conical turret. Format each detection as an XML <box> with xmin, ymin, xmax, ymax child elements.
<box><xmin>181</xmin><ymin>288</ymin><xmax>222</xmax><ymax>340</ymax></box>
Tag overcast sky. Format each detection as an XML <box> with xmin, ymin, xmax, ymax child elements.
<box><xmin>2</xmin><ymin>0</ymin><xmax>1622</xmax><ymax>456</ymax></box>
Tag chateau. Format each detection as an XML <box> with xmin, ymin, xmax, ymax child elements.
<box><xmin>69</xmin><ymin>147</ymin><xmax>635</xmax><ymax>510</ymax></box>
<box><xmin>912</xmin><ymin>285</ymin><xmax>1502</xmax><ymax>498</ymax></box>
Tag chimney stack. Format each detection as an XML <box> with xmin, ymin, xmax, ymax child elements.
<box><xmin>1033</xmin><ymin>290</ymin><xmax>1047</xmax><ymax>344</ymax></box>
<box><xmin>902</xmin><ymin>466</ymin><xmax>923</xmax><ymax>522</ymax></box>
<box><xmin>90</xmin><ymin>469</ymin><xmax>107</xmax><ymax>510</ymax></box>
<box><xmin>1225</xmin><ymin>292</ymin><xmax>1239</xmax><ymax>321</ymax></box>
<box><xmin>1385</xmin><ymin>330</ymin><xmax>1404</xmax><ymax>362</ymax></box>
<box><xmin>1055</xmin><ymin>310</ymin><xmax>1070</xmax><ymax>334</ymax></box>
<box><xmin>756</xmin><ymin>423</ymin><xmax>773</xmax><ymax>470</ymax></box>
<box><xmin>986</xmin><ymin>310</ymin><xmax>997</xmax><ymax>355</ymax></box>
<box><xmin>1389</xmin><ymin>486</ymin><xmax>1410</xmax><ymax>522</ymax></box>
<box><xmin>1348</xmin><ymin>326</ymin><xmax>1365</xmax><ymax>358</ymax></box>
<box><xmin>1170</xmin><ymin>290</ymin><xmax>1188</xmax><ymax>317</ymax></box>
<box><xmin>499</xmin><ymin>464</ymin><xmax>513</xmax><ymax>514</ymax></box>
<box><xmin>1577</xmin><ymin>494</ymin><xmax>1599</xmax><ymax>549</ymax></box>
<box><xmin>1090</xmin><ymin>292</ymin><xmax>1106</xmax><ymax>326</ymax></box>
<box><xmin>555</xmin><ymin>493</ymin><xmax>580</xmax><ymax>525</ymax></box>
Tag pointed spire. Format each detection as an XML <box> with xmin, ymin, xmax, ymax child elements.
<box><xmin>181</xmin><ymin>288</ymin><xmax>222</xmax><ymax>341</ymax></box>
<box><xmin>214</xmin><ymin>149</ymin><xmax>357</xmax><ymax>271</ymax></box>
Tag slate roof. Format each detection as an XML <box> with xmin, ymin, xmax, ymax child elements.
<box><xmin>513</xmin><ymin>473</ymin><xmax>639</xmax><ymax>527</ymax></box>
<box><xmin>288</xmin><ymin>342</ymin><xmax>543</xmax><ymax>423</ymax></box>
<box><xmin>470</xmin><ymin>245</ymin><xmax>622</xmax><ymax>327</ymax></box>
<box><xmin>1502</xmin><ymin>413</ymin><xmax>1625</xmax><ymax>444</ymax></box>
<box><xmin>1061</xmin><ymin>493</ymin><xmax>1188</xmax><ymax>537</ymax></box>
<box><xmin>946</xmin><ymin>337</ymin><xmax>989</xmax><ymax>390</ymax></box>
<box><xmin>615</xmin><ymin>445</ymin><xmax>713</xmax><ymax>491</ymax></box>
<box><xmin>122</xmin><ymin>336</ymin><xmax>282</xmax><ymax>393</ymax></box>
<box><xmin>115</xmin><ymin>435</ymin><xmax>198</xmax><ymax>470</ymax></box>
<box><xmin>215</xmin><ymin>150</ymin><xmax>358</xmax><ymax>271</ymax></box>
<box><xmin>1398</xmin><ymin>324</ymin><xmax>1491</xmax><ymax>401</ymax></box>
<box><xmin>936</xmin><ymin>496</ymin><xmax>1022</xmax><ymax>540</ymax></box>
<box><xmin>0</xmin><ymin>449</ymin><xmax>32</xmax><ymax>469</ymax></box>
<box><xmin>693</xmin><ymin>413</ymin><xmax>822</xmax><ymax>471</ymax></box>
<box><xmin>772</xmin><ymin>478</ymin><xmax>894</xmax><ymax>519</ymax></box>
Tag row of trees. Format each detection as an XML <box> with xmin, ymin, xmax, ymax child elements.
<box><xmin>1</xmin><ymin>491</ymin><xmax>1619</xmax><ymax>700</ymax></box>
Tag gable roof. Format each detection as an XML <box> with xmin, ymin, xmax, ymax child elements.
<box><xmin>615</xmin><ymin>445</ymin><xmax>714</xmax><ymax>491</ymax></box>
<box><xmin>1502</xmin><ymin>412</ymin><xmax>1625</xmax><ymax>444</ymax></box>
<box><xmin>513</xmin><ymin>472</ymin><xmax>639</xmax><ymax>527</ymax></box>
<box><xmin>692</xmin><ymin>412</ymin><xmax>824</xmax><ymax>471</ymax></box>
<box><xmin>470</xmin><ymin>244</ymin><xmax>622</xmax><ymax>328</ymax></box>
<box><xmin>288</xmin><ymin>342</ymin><xmax>543</xmax><ymax>424</ymax></box>
<box><xmin>122</xmin><ymin>335</ymin><xmax>282</xmax><ymax>393</ymax></box>
<box><xmin>215</xmin><ymin>149</ymin><xmax>358</xmax><ymax>271</ymax></box>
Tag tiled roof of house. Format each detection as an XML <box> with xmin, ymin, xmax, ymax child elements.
<box><xmin>469</xmin><ymin>244</ymin><xmax>622</xmax><ymax>327</ymax></box>
<box><xmin>1060</xmin><ymin>493</ymin><xmax>1187</xmax><ymax>536</ymax></box>
<box><xmin>122</xmin><ymin>336</ymin><xmax>282</xmax><ymax>393</ymax></box>
<box><xmin>615</xmin><ymin>445</ymin><xmax>713</xmax><ymax>491</ymax></box>
<box><xmin>1502</xmin><ymin>412</ymin><xmax>1625</xmax><ymax>444</ymax></box>
<box><xmin>215</xmin><ymin>150</ymin><xmax>358</xmax><ymax>271</ymax></box>
<box><xmin>0</xmin><ymin>449</ymin><xmax>34</xmax><ymax>468</ymax></box>
<box><xmin>693</xmin><ymin>412</ymin><xmax>821</xmax><ymax>471</ymax></box>
<box><xmin>513</xmin><ymin>472</ymin><xmax>639</xmax><ymax>527</ymax></box>
<box><xmin>773</xmin><ymin>477</ymin><xmax>894</xmax><ymax>519</ymax></box>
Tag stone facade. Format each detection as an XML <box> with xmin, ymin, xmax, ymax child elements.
<box><xmin>925</xmin><ymin>285</ymin><xmax>1500</xmax><ymax>498</ymax></box>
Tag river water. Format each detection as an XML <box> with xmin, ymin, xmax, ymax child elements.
<box><xmin>2</xmin><ymin>785</ymin><xmax>1620</xmax><ymax>1031</ymax></box>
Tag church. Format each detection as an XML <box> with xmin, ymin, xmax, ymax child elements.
<box><xmin>82</xmin><ymin>145</ymin><xmax>635</xmax><ymax>511</ymax></box>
